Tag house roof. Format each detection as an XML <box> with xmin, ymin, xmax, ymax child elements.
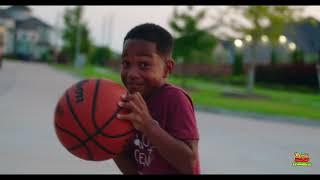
<box><xmin>16</xmin><ymin>17</ymin><xmax>51</xmax><ymax>30</ymax></box>
<box><xmin>0</xmin><ymin>9</ymin><xmax>11</xmax><ymax>18</ymax></box>
<box><xmin>6</xmin><ymin>6</ymin><xmax>31</xmax><ymax>12</ymax></box>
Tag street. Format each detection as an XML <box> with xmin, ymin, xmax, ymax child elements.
<box><xmin>0</xmin><ymin>60</ymin><xmax>319</xmax><ymax>174</ymax></box>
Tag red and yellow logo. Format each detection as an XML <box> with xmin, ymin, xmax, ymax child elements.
<box><xmin>292</xmin><ymin>152</ymin><xmax>312</xmax><ymax>167</ymax></box>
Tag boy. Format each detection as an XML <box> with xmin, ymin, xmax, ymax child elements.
<box><xmin>114</xmin><ymin>23</ymin><xmax>200</xmax><ymax>174</ymax></box>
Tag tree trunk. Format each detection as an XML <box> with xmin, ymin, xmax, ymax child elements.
<box><xmin>13</xmin><ymin>29</ymin><xmax>17</xmax><ymax>56</ymax></box>
<box><xmin>247</xmin><ymin>42</ymin><xmax>257</xmax><ymax>94</ymax></box>
<box><xmin>271</xmin><ymin>45</ymin><xmax>277</xmax><ymax>65</ymax></box>
<box><xmin>317</xmin><ymin>51</ymin><xmax>320</xmax><ymax>91</ymax></box>
<box><xmin>316</xmin><ymin>63</ymin><xmax>320</xmax><ymax>91</ymax></box>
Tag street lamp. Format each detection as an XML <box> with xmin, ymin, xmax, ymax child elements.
<box><xmin>261</xmin><ymin>35</ymin><xmax>269</xmax><ymax>44</ymax></box>
<box><xmin>279</xmin><ymin>35</ymin><xmax>287</xmax><ymax>45</ymax></box>
<box><xmin>245</xmin><ymin>35</ymin><xmax>252</xmax><ymax>43</ymax></box>
<box><xmin>288</xmin><ymin>42</ymin><xmax>296</xmax><ymax>51</ymax></box>
<box><xmin>234</xmin><ymin>39</ymin><xmax>243</xmax><ymax>48</ymax></box>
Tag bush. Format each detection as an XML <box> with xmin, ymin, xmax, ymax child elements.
<box><xmin>255</xmin><ymin>63</ymin><xmax>318</xmax><ymax>90</ymax></box>
<box><xmin>56</xmin><ymin>52</ymin><xmax>69</xmax><ymax>64</ymax></box>
<box><xmin>40</xmin><ymin>50</ymin><xmax>54</xmax><ymax>64</ymax></box>
<box><xmin>2</xmin><ymin>54</ymin><xmax>18</xmax><ymax>60</ymax></box>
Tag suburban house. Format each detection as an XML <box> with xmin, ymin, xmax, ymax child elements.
<box><xmin>0</xmin><ymin>6</ymin><xmax>53</xmax><ymax>61</ymax></box>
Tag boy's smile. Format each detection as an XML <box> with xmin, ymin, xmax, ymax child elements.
<box><xmin>120</xmin><ymin>39</ymin><xmax>168</xmax><ymax>99</ymax></box>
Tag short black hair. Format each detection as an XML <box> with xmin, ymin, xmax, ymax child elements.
<box><xmin>124</xmin><ymin>23</ymin><xmax>173</xmax><ymax>58</ymax></box>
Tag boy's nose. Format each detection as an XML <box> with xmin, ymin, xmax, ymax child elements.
<box><xmin>127</xmin><ymin>67</ymin><xmax>140</xmax><ymax>80</ymax></box>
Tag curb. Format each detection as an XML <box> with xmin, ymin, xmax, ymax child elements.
<box><xmin>195</xmin><ymin>105</ymin><xmax>320</xmax><ymax>127</ymax></box>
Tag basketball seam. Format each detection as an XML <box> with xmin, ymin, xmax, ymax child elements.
<box><xmin>55</xmin><ymin>122</ymin><xmax>94</xmax><ymax>160</ymax></box>
<box><xmin>68</xmin><ymin>79</ymin><xmax>134</xmax><ymax>152</ymax></box>
<box><xmin>91</xmin><ymin>79</ymin><xmax>135</xmax><ymax>140</ymax></box>
<box><xmin>92</xmin><ymin>80</ymin><xmax>134</xmax><ymax>137</ymax></box>
<box><xmin>92</xmin><ymin>79</ymin><xmax>100</xmax><ymax>130</ymax></box>
<box><xmin>65</xmin><ymin>90</ymin><xmax>117</xmax><ymax>158</ymax></box>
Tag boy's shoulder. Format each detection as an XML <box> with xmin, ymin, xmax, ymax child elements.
<box><xmin>156</xmin><ymin>83</ymin><xmax>194</xmax><ymax>106</ymax></box>
<box><xmin>161</xmin><ymin>83</ymin><xmax>189</xmax><ymax>97</ymax></box>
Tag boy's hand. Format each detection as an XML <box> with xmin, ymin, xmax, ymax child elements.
<box><xmin>117</xmin><ymin>92</ymin><xmax>154</xmax><ymax>132</ymax></box>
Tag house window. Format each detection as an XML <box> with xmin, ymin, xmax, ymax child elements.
<box><xmin>32</xmin><ymin>34</ymin><xmax>37</xmax><ymax>41</ymax></box>
<box><xmin>18</xmin><ymin>32</ymin><xmax>26</xmax><ymax>40</ymax></box>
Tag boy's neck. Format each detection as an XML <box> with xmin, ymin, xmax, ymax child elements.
<box><xmin>145</xmin><ymin>82</ymin><xmax>169</xmax><ymax>102</ymax></box>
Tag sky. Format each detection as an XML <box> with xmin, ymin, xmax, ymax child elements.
<box><xmin>30</xmin><ymin>5</ymin><xmax>178</xmax><ymax>53</ymax></box>
<box><xmin>2</xmin><ymin>5</ymin><xmax>320</xmax><ymax>53</ymax></box>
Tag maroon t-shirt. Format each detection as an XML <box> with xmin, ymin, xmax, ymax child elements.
<box><xmin>128</xmin><ymin>83</ymin><xmax>200</xmax><ymax>174</ymax></box>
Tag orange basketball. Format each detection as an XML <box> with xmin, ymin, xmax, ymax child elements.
<box><xmin>54</xmin><ymin>78</ymin><xmax>134</xmax><ymax>161</ymax></box>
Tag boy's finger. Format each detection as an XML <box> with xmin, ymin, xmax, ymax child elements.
<box><xmin>135</xmin><ymin>92</ymin><xmax>146</xmax><ymax>106</ymax></box>
<box><xmin>120</xmin><ymin>93</ymin><xmax>128</xmax><ymax>101</ymax></box>
<box><xmin>118</xmin><ymin>101</ymin><xmax>132</xmax><ymax>110</ymax></box>
<box><xmin>120</xmin><ymin>93</ymin><xmax>134</xmax><ymax>102</ymax></box>
<box><xmin>116</xmin><ymin>113</ymin><xmax>134</xmax><ymax>121</ymax></box>
<box><xmin>118</xmin><ymin>100</ymin><xmax>140</xmax><ymax>113</ymax></box>
<box><xmin>132</xmin><ymin>92</ymin><xmax>144</xmax><ymax>109</ymax></box>
<box><xmin>120</xmin><ymin>94</ymin><xmax>126</xmax><ymax>99</ymax></box>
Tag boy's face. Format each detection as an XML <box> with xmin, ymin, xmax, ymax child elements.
<box><xmin>121</xmin><ymin>39</ymin><xmax>169</xmax><ymax>99</ymax></box>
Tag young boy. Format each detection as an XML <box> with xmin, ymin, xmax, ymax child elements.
<box><xmin>114</xmin><ymin>23</ymin><xmax>200</xmax><ymax>174</ymax></box>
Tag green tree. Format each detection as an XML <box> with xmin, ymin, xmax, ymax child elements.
<box><xmin>227</xmin><ymin>6</ymin><xmax>302</xmax><ymax>94</ymax></box>
<box><xmin>88</xmin><ymin>46</ymin><xmax>112</xmax><ymax>66</ymax></box>
<box><xmin>62</xmin><ymin>6</ymin><xmax>91</xmax><ymax>63</ymax></box>
<box><xmin>169</xmin><ymin>6</ymin><xmax>217</xmax><ymax>64</ymax></box>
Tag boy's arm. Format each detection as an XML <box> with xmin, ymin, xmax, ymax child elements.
<box><xmin>144</xmin><ymin>120</ymin><xmax>198</xmax><ymax>174</ymax></box>
<box><xmin>113</xmin><ymin>146</ymin><xmax>139</xmax><ymax>174</ymax></box>
<box><xmin>117</xmin><ymin>93</ymin><xmax>198</xmax><ymax>174</ymax></box>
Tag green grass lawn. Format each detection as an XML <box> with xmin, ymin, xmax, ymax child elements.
<box><xmin>52</xmin><ymin>64</ymin><xmax>320</xmax><ymax>121</ymax></box>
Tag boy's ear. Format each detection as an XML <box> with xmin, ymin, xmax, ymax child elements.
<box><xmin>163</xmin><ymin>59</ymin><xmax>174</xmax><ymax>78</ymax></box>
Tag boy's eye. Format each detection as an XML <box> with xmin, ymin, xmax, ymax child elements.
<box><xmin>139</xmin><ymin>63</ymin><xmax>149</xmax><ymax>69</ymax></box>
<box><xmin>121</xmin><ymin>61</ymin><xmax>129</xmax><ymax>68</ymax></box>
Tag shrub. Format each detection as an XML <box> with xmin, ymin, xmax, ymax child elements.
<box><xmin>255</xmin><ymin>63</ymin><xmax>318</xmax><ymax>89</ymax></box>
